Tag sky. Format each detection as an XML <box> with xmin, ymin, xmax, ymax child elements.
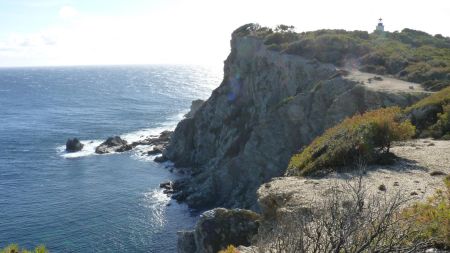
<box><xmin>0</xmin><ymin>0</ymin><xmax>449</xmax><ymax>67</ymax></box>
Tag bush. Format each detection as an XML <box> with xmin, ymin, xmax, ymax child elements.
<box><xmin>218</xmin><ymin>245</ymin><xmax>239</xmax><ymax>253</ymax></box>
<box><xmin>402</xmin><ymin>176</ymin><xmax>450</xmax><ymax>249</ymax></box>
<box><xmin>256</xmin><ymin>176</ymin><xmax>429</xmax><ymax>252</ymax></box>
<box><xmin>407</xmin><ymin>86</ymin><xmax>450</xmax><ymax>110</ymax></box>
<box><xmin>407</xmin><ymin>86</ymin><xmax>450</xmax><ymax>138</ymax></box>
<box><xmin>0</xmin><ymin>244</ymin><xmax>47</xmax><ymax>253</ymax></box>
<box><xmin>287</xmin><ymin>107</ymin><xmax>415</xmax><ymax>176</ymax></box>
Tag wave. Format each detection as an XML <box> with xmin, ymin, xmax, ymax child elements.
<box><xmin>57</xmin><ymin>111</ymin><xmax>186</xmax><ymax>159</ymax></box>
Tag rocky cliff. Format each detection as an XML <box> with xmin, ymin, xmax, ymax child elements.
<box><xmin>164</xmin><ymin>26</ymin><xmax>427</xmax><ymax>210</ymax></box>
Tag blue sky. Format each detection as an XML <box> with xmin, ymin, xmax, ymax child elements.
<box><xmin>1</xmin><ymin>0</ymin><xmax>449</xmax><ymax>67</ymax></box>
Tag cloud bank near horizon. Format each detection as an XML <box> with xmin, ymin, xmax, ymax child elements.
<box><xmin>0</xmin><ymin>0</ymin><xmax>449</xmax><ymax>67</ymax></box>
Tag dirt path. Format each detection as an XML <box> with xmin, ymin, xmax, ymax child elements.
<box><xmin>344</xmin><ymin>70</ymin><xmax>432</xmax><ymax>94</ymax></box>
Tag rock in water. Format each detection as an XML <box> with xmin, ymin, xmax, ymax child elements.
<box><xmin>95</xmin><ymin>136</ymin><xmax>131</xmax><ymax>154</ymax></box>
<box><xmin>177</xmin><ymin>208</ymin><xmax>260</xmax><ymax>253</ymax></box>
<box><xmin>66</xmin><ymin>138</ymin><xmax>84</xmax><ymax>152</ymax></box>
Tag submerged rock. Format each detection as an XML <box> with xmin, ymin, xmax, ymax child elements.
<box><xmin>66</xmin><ymin>138</ymin><xmax>84</xmax><ymax>152</ymax></box>
<box><xmin>177</xmin><ymin>208</ymin><xmax>260</xmax><ymax>253</ymax></box>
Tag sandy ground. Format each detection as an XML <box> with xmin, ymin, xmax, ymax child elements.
<box><xmin>343</xmin><ymin>70</ymin><xmax>431</xmax><ymax>94</ymax></box>
<box><xmin>259</xmin><ymin>139</ymin><xmax>450</xmax><ymax>212</ymax></box>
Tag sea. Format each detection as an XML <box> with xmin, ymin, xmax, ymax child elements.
<box><xmin>0</xmin><ymin>65</ymin><xmax>222</xmax><ymax>252</ymax></box>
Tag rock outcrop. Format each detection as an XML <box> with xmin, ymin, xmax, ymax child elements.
<box><xmin>66</xmin><ymin>138</ymin><xmax>83</xmax><ymax>152</ymax></box>
<box><xmin>177</xmin><ymin>208</ymin><xmax>260</xmax><ymax>253</ymax></box>
<box><xmin>184</xmin><ymin>99</ymin><xmax>205</xmax><ymax>119</ymax></box>
<box><xmin>95</xmin><ymin>136</ymin><xmax>131</xmax><ymax>154</ymax></box>
<box><xmin>165</xmin><ymin>27</ymin><xmax>428</xmax><ymax>210</ymax></box>
<box><xmin>93</xmin><ymin>131</ymin><xmax>173</xmax><ymax>155</ymax></box>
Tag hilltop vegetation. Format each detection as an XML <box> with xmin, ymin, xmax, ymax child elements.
<box><xmin>287</xmin><ymin>107</ymin><xmax>415</xmax><ymax>176</ymax></box>
<box><xmin>234</xmin><ymin>24</ymin><xmax>450</xmax><ymax>91</ymax></box>
<box><xmin>288</xmin><ymin>86</ymin><xmax>450</xmax><ymax>176</ymax></box>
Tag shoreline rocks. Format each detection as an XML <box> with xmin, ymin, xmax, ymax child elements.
<box><xmin>66</xmin><ymin>138</ymin><xmax>84</xmax><ymax>152</ymax></box>
<box><xmin>160</xmin><ymin>181</ymin><xmax>174</xmax><ymax>194</ymax></box>
<box><xmin>92</xmin><ymin>131</ymin><xmax>173</xmax><ymax>155</ymax></box>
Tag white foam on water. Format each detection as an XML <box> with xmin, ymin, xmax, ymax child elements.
<box><xmin>57</xmin><ymin>111</ymin><xmax>187</xmax><ymax>159</ymax></box>
<box><xmin>57</xmin><ymin>139</ymin><xmax>103</xmax><ymax>158</ymax></box>
<box><xmin>141</xmin><ymin>189</ymin><xmax>171</xmax><ymax>228</ymax></box>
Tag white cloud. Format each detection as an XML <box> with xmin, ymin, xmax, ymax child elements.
<box><xmin>1</xmin><ymin>0</ymin><xmax>450</xmax><ymax>67</ymax></box>
<box><xmin>59</xmin><ymin>6</ymin><xmax>79</xmax><ymax>19</ymax></box>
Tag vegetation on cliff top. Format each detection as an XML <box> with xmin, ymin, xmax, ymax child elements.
<box><xmin>234</xmin><ymin>23</ymin><xmax>450</xmax><ymax>91</ymax></box>
<box><xmin>287</xmin><ymin>107</ymin><xmax>415</xmax><ymax>176</ymax></box>
<box><xmin>287</xmin><ymin>86</ymin><xmax>450</xmax><ymax>176</ymax></box>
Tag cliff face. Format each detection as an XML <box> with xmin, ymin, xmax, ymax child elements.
<box><xmin>165</xmin><ymin>32</ymin><xmax>425</xmax><ymax>210</ymax></box>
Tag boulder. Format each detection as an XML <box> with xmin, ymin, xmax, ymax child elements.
<box><xmin>66</xmin><ymin>138</ymin><xmax>84</xmax><ymax>152</ymax></box>
<box><xmin>95</xmin><ymin>136</ymin><xmax>130</xmax><ymax>154</ymax></box>
<box><xmin>177</xmin><ymin>208</ymin><xmax>260</xmax><ymax>253</ymax></box>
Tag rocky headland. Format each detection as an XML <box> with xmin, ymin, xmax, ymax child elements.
<box><xmin>163</xmin><ymin>26</ymin><xmax>427</xmax><ymax>210</ymax></box>
<box><xmin>170</xmin><ymin>24</ymin><xmax>450</xmax><ymax>252</ymax></box>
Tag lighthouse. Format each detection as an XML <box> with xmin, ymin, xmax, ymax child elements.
<box><xmin>376</xmin><ymin>18</ymin><xmax>384</xmax><ymax>32</ymax></box>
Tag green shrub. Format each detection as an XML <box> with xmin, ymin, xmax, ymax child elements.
<box><xmin>287</xmin><ymin>107</ymin><xmax>415</xmax><ymax>176</ymax></box>
<box><xmin>406</xmin><ymin>86</ymin><xmax>450</xmax><ymax>138</ymax></box>
<box><xmin>402</xmin><ymin>176</ymin><xmax>450</xmax><ymax>249</ymax></box>
<box><xmin>407</xmin><ymin>86</ymin><xmax>450</xmax><ymax>110</ymax></box>
<box><xmin>218</xmin><ymin>245</ymin><xmax>239</xmax><ymax>253</ymax></box>
<box><xmin>0</xmin><ymin>244</ymin><xmax>47</xmax><ymax>253</ymax></box>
